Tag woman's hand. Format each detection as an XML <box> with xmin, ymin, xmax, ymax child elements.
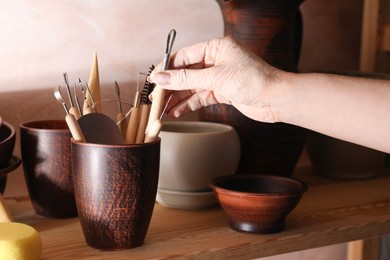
<box><xmin>149</xmin><ymin>36</ymin><xmax>282</xmax><ymax>123</ymax></box>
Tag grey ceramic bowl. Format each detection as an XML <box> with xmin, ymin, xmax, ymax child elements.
<box><xmin>158</xmin><ymin>121</ymin><xmax>240</xmax><ymax>192</ymax></box>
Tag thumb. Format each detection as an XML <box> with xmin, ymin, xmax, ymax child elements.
<box><xmin>150</xmin><ymin>68</ymin><xmax>217</xmax><ymax>91</ymax></box>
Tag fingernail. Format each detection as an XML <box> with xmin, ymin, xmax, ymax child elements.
<box><xmin>154</xmin><ymin>72</ymin><xmax>171</xmax><ymax>86</ymax></box>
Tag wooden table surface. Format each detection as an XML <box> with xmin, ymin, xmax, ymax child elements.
<box><xmin>5</xmin><ymin>166</ymin><xmax>390</xmax><ymax>259</ymax></box>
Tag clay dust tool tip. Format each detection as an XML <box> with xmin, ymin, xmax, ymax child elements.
<box><xmin>53</xmin><ymin>86</ymin><xmax>85</xmax><ymax>142</ymax></box>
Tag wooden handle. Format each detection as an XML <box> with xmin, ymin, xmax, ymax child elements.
<box><xmin>125</xmin><ymin>107</ymin><xmax>141</xmax><ymax>144</ymax></box>
<box><xmin>117</xmin><ymin>113</ymin><xmax>128</xmax><ymax>138</ymax></box>
<box><xmin>146</xmin><ymin>87</ymin><xmax>164</xmax><ymax>133</ymax></box>
<box><xmin>69</xmin><ymin>107</ymin><xmax>81</xmax><ymax>120</ymax></box>
<box><xmin>144</xmin><ymin>119</ymin><xmax>162</xmax><ymax>143</ymax></box>
<box><xmin>0</xmin><ymin>194</ymin><xmax>13</xmax><ymax>222</ymax></box>
<box><xmin>82</xmin><ymin>105</ymin><xmax>95</xmax><ymax>115</ymax></box>
<box><xmin>65</xmin><ymin>114</ymin><xmax>86</xmax><ymax>142</ymax></box>
<box><xmin>135</xmin><ymin>104</ymin><xmax>151</xmax><ymax>144</ymax></box>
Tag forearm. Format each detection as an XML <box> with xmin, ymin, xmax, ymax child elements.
<box><xmin>275</xmin><ymin>72</ymin><xmax>390</xmax><ymax>153</ymax></box>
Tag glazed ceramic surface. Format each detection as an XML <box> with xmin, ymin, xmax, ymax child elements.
<box><xmin>0</xmin><ymin>121</ymin><xmax>16</xmax><ymax>168</ymax></box>
<box><xmin>210</xmin><ymin>174</ymin><xmax>307</xmax><ymax>234</ymax></box>
<box><xmin>199</xmin><ymin>0</ymin><xmax>307</xmax><ymax>176</ymax></box>
<box><xmin>20</xmin><ymin>120</ymin><xmax>77</xmax><ymax>218</ymax></box>
<box><xmin>71</xmin><ymin>139</ymin><xmax>160</xmax><ymax>250</ymax></box>
<box><xmin>156</xmin><ymin>188</ymin><xmax>218</xmax><ymax>210</ymax></box>
<box><xmin>158</xmin><ymin>121</ymin><xmax>240</xmax><ymax>192</ymax></box>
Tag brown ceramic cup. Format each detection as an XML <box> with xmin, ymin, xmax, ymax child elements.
<box><xmin>71</xmin><ymin>139</ymin><xmax>160</xmax><ymax>250</ymax></box>
<box><xmin>20</xmin><ymin>120</ymin><xmax>78</xmax><ymax>218</ymax></box>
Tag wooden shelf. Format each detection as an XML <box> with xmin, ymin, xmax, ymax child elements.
<box><xmin>5</xmin><ymin>166</ymin><xmax>390</xmax><ymax>259</ymax></box>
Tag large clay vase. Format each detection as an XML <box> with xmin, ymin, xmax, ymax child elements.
<box><xmin>199</xmin><ymin>0</ymin><xmax>307</xmax><ymax>176</ymax></box>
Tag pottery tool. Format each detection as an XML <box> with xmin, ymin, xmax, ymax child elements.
<box><xmin>0</xmin><ymin>194</ymin><xmax>42</xmax><ymax>260</ymax></box>
<box><xmin>125</xmin><ymin>74</ymin><xmax>143</xmax><ymax>144</ymax></box>
<box><xmin>146</xmin><ymin>29</ymin><xmax>176</xmax><ymax>134</ymax></box>
<box><xmin>144</xmin><ymin>93</ymin><xmax>173</xmax><ymax>143</ymax></box>
<box><xmin>78</xmin><ymin>113</ymin><xmax>125</xmax><ymax>144</ymax></box>
<box><xmin>79</xmin><ymin>79</ymin><xmax>95</xmax><ymax>115</ymax></box>
<box><xmin>135</xmin><ymin>67</ymin><xmax>156</xmax><ymax>144</ymax></box>
<box><xmin>74</xmin><ymin>83</ymin><xmax>83</xmax><ymax>117</ymax></box>
<box><xmin>53</xmin><ymin>86</ymin><xmax>86</xmax><ymax>142</ymax></box>
<box><xmin>63</xmin><ymin>72</ymin><xmax>81</xmax><ymax>119</ymax></box>
<box><xmin>84</xmin><ymin>52</ymin><xmax>102</xmax><ymax>112</ymax></box>
<box><xmin>115</xmin><ymin>81</ymin><xmax>128</xmax><ymax>138</ymax></box>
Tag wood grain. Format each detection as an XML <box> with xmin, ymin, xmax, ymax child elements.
<box><xmin>5</xmin><ymin>166</ymin><xmax>390</xmax><ymax>259</ymax></box>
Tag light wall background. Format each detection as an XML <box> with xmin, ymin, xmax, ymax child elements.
<box><xmin>0</xmin><ymin>0</ymin><xmax>365</xmax><ymax>259</ymax></box>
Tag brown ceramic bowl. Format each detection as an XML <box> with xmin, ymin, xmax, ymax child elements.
<box><xmin>0</xmin><ymin>121</ymin><xmax>18</xmax><ymax>194</ymax></box>
<box><xmin>210</xmin><ymin>174</ymin><xmax>307</xmax><ymax>234</ymax></box>
<box><xmin>0</xmin><ymin>121</ymin><xmax>16</xmax><ymax>168</ymax></box>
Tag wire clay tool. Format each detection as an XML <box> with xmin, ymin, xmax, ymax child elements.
<box><xmin>125</xmin><ymin>74</ymin><xmax>143</xmax><ymax>144</ymax></box>
<box><xmin>146</xmin><ymin>29</ymin><xmax>176</xmax><ymax>134</ymax></box>
<box><xmin>79</xmin><ymin>79</ymin><xmax>96</xmax><ymax>115</ymax></box>
<box><xmin>63</xmin><ymin>72</ymin><xmax>81</xmax><ymax>119</ymax></box>
<box><xmin>114</xmin><ymin>81</ymin><xmax>128</xmax><ymax>138</ymax></box>
<box><xmin>53</xmin><ymin>86</ymin><xmax>86</xmax><ymax>142</ymax></box>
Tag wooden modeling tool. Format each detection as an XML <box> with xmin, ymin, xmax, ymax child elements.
<box><xmin>115</xmin><ymin>81</ymin><xmax>128</xmax><ymax>138</ymax></box>
<box><xmin>0</xmin><ymin>193</ymin><xmax>42</xmax><ymax>260</ymax></box>
<box><xmin>84</xmin><ymin>52</ymin><xmax>102</xmax><ymax>112</ymax></box>
<box><xmin>63</xmin><ymin>72</ymin><xmax>81</xmax><ymax>119</ymax></box>
<box><xmin>144</xmin><ymin>93</ymin><xmax>172</xmax><ymax>143</ymax></box>
<box><xmin>54</xmin><ymin>86</ymin><xmax>86</xmax><ymax>142</ymax></box>
<box><xmin>146</xmin><ymin>29</ymin><xmax>176</xmax><ymax>133</ymax></box>
<box><xmin>125</xmin><ymin>74</ymin><xmax>143</xmax><ymax>144</ymax></box>
<box><xmin>135</xmin><ymin>67</ymin><xmax>156</xmax><ymax>144</ymax></box>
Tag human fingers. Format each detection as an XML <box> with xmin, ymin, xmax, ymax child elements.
<box><xmin>166</xmin><ymin>89</ymin><xmax>219</xmax><ymax>118</ymax></box>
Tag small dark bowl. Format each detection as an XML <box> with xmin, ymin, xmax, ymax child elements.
<box><xmin>0</xmin><ymin>121</ymin><xmax>16</xmax><ymax>168</ymax></box>
<box><xmin>210</xmin><ymin>174</ymin><xmax>307</xmax><ymax>234</ymax></box>
<box><xmin>0</xmin><ymin>155</ymin><xmax>21</xmax><ymax>194</ymax></box>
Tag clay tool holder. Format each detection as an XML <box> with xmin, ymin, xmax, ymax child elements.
<box><xmin>53</xmin><ymin>86</ymin><xmax>86</xmax><ymax>142</ymax></box>
<box><xmin>146</xmin><ymin>29</ymin><xmax>176</xmax><ymax>134</ymax></box>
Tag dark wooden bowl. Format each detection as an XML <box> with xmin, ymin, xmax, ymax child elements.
<box><xmin>210</xmin><ymin>174</ymin><xmax>307</xmax><ymax>234</ymax></box>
